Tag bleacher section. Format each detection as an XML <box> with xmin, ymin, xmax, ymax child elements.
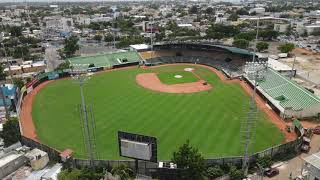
<box><xmin>68</xmin><ymin>51</ymin><xmax>142</xmax><ymax>69</ymax></box>
<box><xmin>253</xmin><ymin>68</ymin><xmax>320</xmax><ymax>118</ymax></box>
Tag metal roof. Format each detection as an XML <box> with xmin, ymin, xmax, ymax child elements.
<box><xmin>213</xmin><ymin>45</ymin><xmax>254</xmax><ymax>56</ymax></box>
<box><xmin>303</xmin><ymin>151</ymin><xmax>320</xmax><ymax>170</ymax></box>
<box><xmin>68</xmin><ymin>51</ymin><xmax>141</xmax><ymax>68</ymax></box>
<box><xmin>258</xmin><ymin>68</ymin><xmax>320</xmax><ymax>111</ymax></box>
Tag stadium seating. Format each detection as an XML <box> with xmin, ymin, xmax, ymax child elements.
<box><xmin>146</xmin><ymin>55</ymin><xmax>244</xmax><ymax>78</ymax></box>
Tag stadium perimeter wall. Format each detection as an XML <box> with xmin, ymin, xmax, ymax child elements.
<box><xmin>20</xmin><ymin>134</ymin><xmax>302</xmax><ymax>176</ymax></box>
<box><xmin>16</xmin><ymin>60</ymin><xmax>303</xmax><ymax>176</ymax></box>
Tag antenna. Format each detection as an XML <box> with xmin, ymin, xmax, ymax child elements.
<box><xmin>71</xmin><ymin>66</ymin><xmax>98</xmax><ymax>167</ymax></box>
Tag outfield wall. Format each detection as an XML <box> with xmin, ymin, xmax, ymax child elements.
<box><xmin>20</xmin><ymin>134</ymin><xmax>302</xmax><ymax>177</ymax></box>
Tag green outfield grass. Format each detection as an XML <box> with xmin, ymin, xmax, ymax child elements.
<box><xmin>32</xmin><ymin>65</ymin><xmax>284</xmax><ymax>160</ymax></box>
<box><xmin>157</xmin><ymin>71</ymin><xmax>199</xmax><ymax>84</ymax></box>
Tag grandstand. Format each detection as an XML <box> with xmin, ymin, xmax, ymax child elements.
<box><xmin>68</xmin><ymin>51</ymin><xmax>142</xmax><ymax>69</ymax></box>
<box><xmin>246</xmin><ymin>68</ymin><xmax>320</xmax><ymax>119</ymax></box>
<box><xmin>139</xmin><ymin>43</ymin><xmax>256</xmax><ymax>78</ymax></box>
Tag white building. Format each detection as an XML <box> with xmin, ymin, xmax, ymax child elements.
<box><xmin>302</xmin><ymin>151</ymin><xmax>320</xmax><ymax>180</ymax></box>
<box><xmin>25</xmin><ymin>148</ymin><xmax>49</xmax><ymax>170</ymax></box>
<box><xmin>0</xmin><ymin>151</ymin><xmax>27</xmax><ymax>179</ymax></box>
<box><xmin>274</xmin><ymin>23</ymin><xmax>290</xmax><ymax>33</ymax></box>
<box><xmin>305</xmin><ymin>24</ymin><xmax>320</xmax><ymax>35</ymax></box>
<box><xmin>249</xmin><ymin>7</ymin><xmax>265</xmax><ymax>14</ymax></box>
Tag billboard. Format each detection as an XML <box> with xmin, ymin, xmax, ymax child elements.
<box><xmin>118</xmin><ymin>131</ymin><xmax>157</xmax><ymax>162</ymax></box>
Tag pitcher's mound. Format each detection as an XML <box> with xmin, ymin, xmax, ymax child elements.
<box><xmin>136</xmin><ymin>73</ymin><xmax>212</xmax><ymax>93</ymax></box>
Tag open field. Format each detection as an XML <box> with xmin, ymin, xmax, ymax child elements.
<box><xmin>32</xmin><ymin>65</ymin><xmax>283</xmax><ymax>160</ymax></box>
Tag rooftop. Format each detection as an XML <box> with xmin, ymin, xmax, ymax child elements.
<box><xmin>0</xmin><ymin>152</ymin><xmax>24</xmax><ymax>167</ymax></box>
<box><xmin>68</xmin><ymin>51</ymin><xmax>142</xmax><ymax>68</ymax></box>
<box><xmin>25</xmin><ymin>148</ymin><xmax>47</xmax><ymax>160</ymax></box>
<box><xmin>303</xmin><ymin>151</ymin><xmax>320</xmax><ymax>169</ymax></box>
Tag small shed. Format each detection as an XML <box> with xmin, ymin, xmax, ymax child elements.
<box><xmin>60</xmin><ymin>149</ymin><xmax>73</xmax><ymax>162</ymax></box>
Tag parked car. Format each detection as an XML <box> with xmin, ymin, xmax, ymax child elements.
<box><xmin>264</xmin><ymin>168</ymin><xmax>279</xmax><ymax>178</ymax></box>
<box><xmin>313</xmin><ymin>126</ymin><xmax>320</xmax><ymax>135</ymax></box>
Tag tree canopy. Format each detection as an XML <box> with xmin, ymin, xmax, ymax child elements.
<box><xmin>233</xmin><ymin>39</ymin><xmax>249</xmax><ymax>49</ymax></box>
<box><xmin>171</xmin><ymin>140</ymin><xmax>205</xmax><ymax>180</ymax></box>
<box><xmin>278</xmin><ymin>43</ymin><xmax>295</xmax><ymax>53</ymax></box>
<box><xmin>206</xmin><ymin>24</ymin><xmax>240</xmax><ymax>39</ymax></box>
<box><xmin>9</xmin><ymin>26</ymin><xmax>23</xmax><ymax>37</ymax></box>
<box><xmin>256</xmin><ymin>41</ymin><xmax>269</xmax><ymax>52</ymax></box>
<box><xmin>0</xmin><ymin>118</ymin><xmax>21</xmax><ymax>147</ymax></box>
<box><xmin>64</xmin><ymin>36</ymin><xmax>79</xmax><ymax>57</ymax></box>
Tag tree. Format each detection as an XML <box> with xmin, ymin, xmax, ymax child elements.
<box><xmin>189</xmin><ymin>5</ymin><xmax>198</xmax><ymax>14</ymax></box>
<box><xmin>172</xmin><ymin>140</ymin><xmax>205</xmax><ymax>179</ymax></box>
<box><xmin>233</xmin><ymin>39</ymin><xmax>249</xmax><ymax>49</ymax></box>
<box><xmin>13</xmin><ymin>78</ymin><xmax>24</xmax><ymax>89</ymax></box>
<box><xmin>236</xmin><ymin>8</ymin><xmax>249</xmax><ymax>15</ymax></box>
<box><xmin>228</xmin><ymin>13</ymin><xmax>239</xmax><ymax>21</ymax></box>
<box><xmin>13</xmin><ymin>46</ymin><xmax>30</xmax><ymax>60</ymax></box>
<box><xmin>234</xmin><ymin>32</ymin><xmax>255</xmax><ymax>41</ymax></box>
<box><xmin>256</xmin><ymin>41</ymin><xmax>269</xmax><ymax>52</ymax></box>
<box><xmin>0</xmin><ymin>64</ymin><xmax>6</xmax><ymax>80</ymax></box>
<box><xmin>257</xmin><ymin>156</ymin><xmax>273</xmax><ymax>168</ymax></box>
<box><xmin>229</xmin><ymin>165</ymin><xmax>243</xmax><ymax>180</ymax></box>
<box><xmin>64</xmin><ymin>36</ymin><xmax>79</xmax><ymax>57</ymax></box>
<box><xmin>58</xmin><ymin>167</ymin><xmax>104</xmax><ymax>180</ymax></box>
<box><xmin>0</xmin><ymin>118</ymin><xmax>21</xmax><ymax>147</ymax></box>
<box><xmin>259</xmin><ymin>30</ymin><xmax>279</xmax><ymax>40</ymax></box>
<box><xmin>58</xmin><ymin>168</ymin><xmax>81</xmax><ymax>180</ymax></box>
<box><xmin>111</xmin><ymin>164</ymin><xmax>134</xmax><ymax>180</ymax></box>
<box><xmin>104</xmin><ymin>34</ymin><xmax>113</xmax><ymax>42</ymax></box>
<box><xmin>207</xmin><ymin>166</ymin><xmax>224</xmax><ymax>179</ymax></box>
<box><xmin>55</xmin><ymin>61</ymin><xmax>70</xmax><ymax>71</ymax></box>
<box><xmin>9</xmin><ymin>26</ymin><xmax>22</xmax><ymax>37</ymax></box>
<box><xmin>205</xmin><ymin>7</ymin><xmax>214</xmax><ymax>15</ymax></box>
<box><xmin>93</xmin><ymin>34</ymin><xmax>102</xmax><ymax>42</ymax></box>
<box><xmin>206</xmin><ymin>24</ymin><xmax>240</xmax><ymax>39</ymax></box>
<box><xmin>278</xmin><ymin>43</ymin><xmax>295</xmax><ymax>53</ymax></box>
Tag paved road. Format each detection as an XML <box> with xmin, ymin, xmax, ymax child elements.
<box><xmin>45</xmin><ymin>46</ymin><xmax>62</xmax><ymax>71</ymax></box>
<box><xmin>250</xmin><ymin>135</ymin><xmax>320</xmax><ymax>180</ymax></box>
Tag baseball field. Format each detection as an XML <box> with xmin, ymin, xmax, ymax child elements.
<box><xmin>31</xmin><ymin>64</ymin><xmax>283</xmax><ymax>160</ymax></box>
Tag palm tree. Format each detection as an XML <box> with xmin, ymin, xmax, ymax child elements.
<box><xmin>111</xmin><ymin>164</ymin><xmax>133</xmax><ymax>180</ymax></box>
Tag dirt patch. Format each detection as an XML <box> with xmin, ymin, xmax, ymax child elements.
<box><xmin>136</xmin><ymin>73</ymin><xmax>212</xmax><ymax>93</ymax></box>
<box><xmin>19</xmin><ymin>81</ymin><xmax>53</xmax><ymax>141</ymax></box>
<box><xmin>142</xmin><ymin>64</ymin><xmax>296</xmax><ymax>141</ymax></box>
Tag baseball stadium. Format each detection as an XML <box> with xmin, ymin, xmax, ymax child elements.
<box><xmin>19</xmin><ymin>43</ymin><xmax>320</xmax><ymax>161</ymax></box>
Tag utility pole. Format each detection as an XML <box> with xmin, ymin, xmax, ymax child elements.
<box><xmin>290</xmin><ymin>55</ymin><xmax>296</xmax><ymax>80</ymax></box>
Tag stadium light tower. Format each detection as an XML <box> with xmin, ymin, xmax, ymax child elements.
<box><xmin>71</xmin><ymin>65</ymin><xmax>98</xmax><ymax>167</ymax></box>
<box><xmin>242</xmin><ymin>61</ymin><xmax>267</xmax><ymax>176</ymax></box>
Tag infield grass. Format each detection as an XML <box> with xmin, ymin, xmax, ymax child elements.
<box><xmin>32</xmin><ymin>65</ymin><xmax>284</xmax><ymax>160</ymax></box>
<box><xmin>157</xmin><ymin>71</ymin><xmax>199</xmax><ymax>84</ymax></box>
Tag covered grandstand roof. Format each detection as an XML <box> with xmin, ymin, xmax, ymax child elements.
<box><xmin>213</xmin><ymin>45</ymin><xmax>254</xmax><ymax>56</ymax></box>
<box><xmin>153</xmin><ymin>43</ymin><xmax>255</xmax><ymax>57</ymax></box>
<box><xmin>68</xmin><ymin>51</ymin><xmax>142</xmax><ymax>68</ymax></box>
<box><xmin>258</xmin><ymin>68</ymin><xmax>320</xmax><ymax>111</ymax></box>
